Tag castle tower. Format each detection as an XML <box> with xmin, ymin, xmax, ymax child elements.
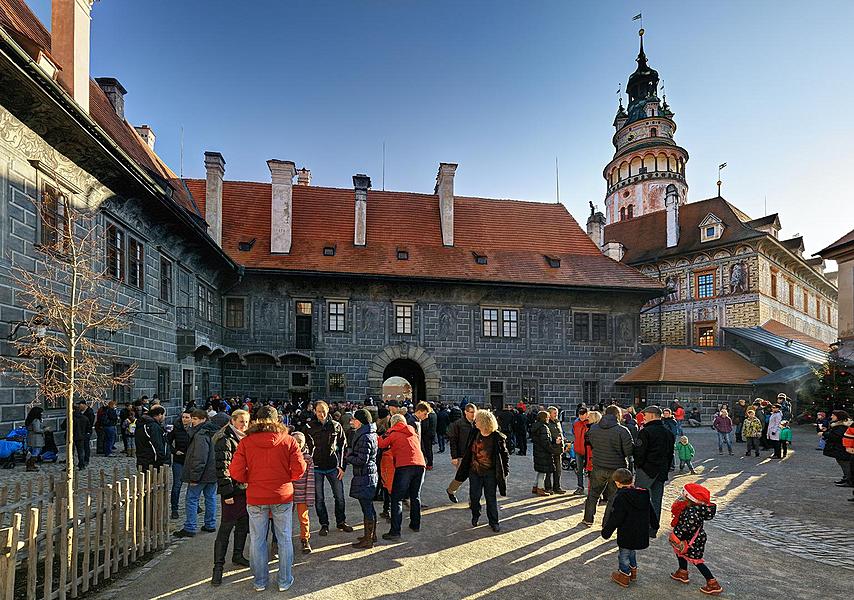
<box><xmin>603</xmin><ymin>29</ymin><xmax>689</xmax><ymax>225</ymax></box>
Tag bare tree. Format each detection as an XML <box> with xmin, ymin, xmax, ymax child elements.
<box><xmin>1</xmin><ymin>189</ymin><xmax>137</xmax><ymax>547</ymax></box>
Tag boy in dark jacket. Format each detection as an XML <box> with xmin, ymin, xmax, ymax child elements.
<box><xmin>174</xmin><ymin>410</ymin><xmax>220</xmax><ymax>537</ymax></box>
<box><xmin>601</xmin><ymin>468</ymin><xmax>658</xmax><ymax>587</ymax></box>
<box><xmin>135</xmin><ymin>406</ymin><xmax>167</xmax><ymax>472</ymax></box>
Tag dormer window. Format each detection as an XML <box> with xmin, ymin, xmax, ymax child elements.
<box><xmin>545</xmin><ymin>256</ymin><xmax>561</xmax><ymax>268</ymax></box>
<box><xmin>473</xmin><ymin>252</ymin><xmax>488</xmax><ymax>265</ymax></box>
<box><xmin>397</xmin><ymin>249</ymin><xmax>409</xmax><ymax>260</ymax></box>
<box><xmin>323</xmin><ymin>246</ymin><xmax>336</xmax><ymax>256</ymax></box>
<box><xmin>699</xmin><ymin>214</ymin><xmax>724</xmax><ymax>242</ymax></box>
<box><xmin>238</xmin><ymin>238</ymin><xmax>256</xmax><ymax>252</ymax></box>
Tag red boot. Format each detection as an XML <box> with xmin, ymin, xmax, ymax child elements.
<box><xmin>611</xmin><ymin>571</ymin><xmax>631</xmax><ymax>587</ymax></box>
<box><xmin>670</xmin><ymin>569</ymin><xmax>689</xmax><ymax>584</ymax></box>
<box><xmin>700</xmin><ymin>578</ymin><xmax>723</xmax><ymax>595</ymax></box>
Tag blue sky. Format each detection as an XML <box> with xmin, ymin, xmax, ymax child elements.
<box><xmin>29</xmin><ymin>0</ymin><xmax>854</xmax><ymax>258</ymax></box>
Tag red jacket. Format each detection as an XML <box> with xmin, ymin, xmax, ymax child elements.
<box><xmin>377</xmin><ymin>421</ymin><xmax>426</xmax><ymax>468</ymax></box>
<box><xmin>674</xmin><ymin>407</ymin><xmax>685</xmax><ymax>421</ymax></box>
<box><xmin>229</xmin><ymin>425</ymin><xmax>307</xmax><ymax>506</ymax></box>
<box><xmin>572</xmin><ymin>419</ymin><xmax>588</xmax><ymax>454</ymax></box>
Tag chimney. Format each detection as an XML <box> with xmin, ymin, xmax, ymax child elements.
<box><xmin>135</xmin><ymin>125</ymin><xmax>156</xmax><ymax>151</ymax></box>
<box><xmin>435</xmin><ymin>162</ymin><xmax>457</xmax><ymax>247</ymax></box>
<box><xmin>268</xmin><ymin>159</ymin><xmax>296</xmax><ymax>254</ymax></box>
<box><xmin>296</xmin><ymin>168</ymin><xmax>311</xmax><ymax>186</ymax></box>
<box><xmin>665</xmin><ymin>184</ymin><xmax>680</xmax><ymax>248</ymax></box>
<box><xmin>204</xmin><ymin>152</ymin><xmax>225</xmax><ymax>246</ymax></box>
<box><xmin>52</xmin><ymin>0</ymin><xmax>95</xmax><ymax>113</ymax></box>
<box><xmin>95</xmin><ymin>77</ymin><xmax>127</xmax><ymax>119</ymax></box>
<box><xmin>586</xmin><ymin>205</ymin><xmax>606</xmax><ymax>249</ymax></box>
<box><xmin>603</xmin><ymin>242</ymin><xmax>625</xmax><ymax>262</ymax></box>
<box><xmin>353</xmin><ymin>174</ymin><xmax>371</xmax><ymax>247</ymax></box>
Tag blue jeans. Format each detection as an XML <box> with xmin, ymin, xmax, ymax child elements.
<box><xmin>183</xmin><ymin>482</ymin><xmax>217</xmax><ymax>532</ymax></box>
<box><xmin>358</xmin><ymin>496</ymin><xmax>377</xmax><ymax>521</ymax></box>
<box><xmin>170</xmin><ymin>462</ymin><xmax>184</xmax><ymax>513</ymax></box>
<box><xmin>618</xmin><ymin>548</ymin><xmax>637</xmax><ymax>575</ymax></box>
<box><xmin>390</xmin><ymin>465</ymin><xmax>425</xmax><ymax>535</ymax></box>
<box><xmin>717</xmin><ymin>431</ymin><xmax>733</xmax><ymax>452</ymax></box>
<box><xmin>469</xmin><ymin>470</ymin><xmax>499</xmax><ymax>527</ymax></box>
<box><xmin>314</xmin><ymin>468</ymin><xmax>346</xmax><ymax>527</ymax></box>
<box><xmin>247</xmin><ymin>503</ymin><xmax>294</xmax><ymax>590</ymax></box>
<box><xmin>103</xmin><ymin>426</ymin><xmax>117</xmax><ymax>457</ymax></box>
<box><xmin>438</xmin><ymin>434</ymin><xmax>446</xmax><ymax>452</ymax></box>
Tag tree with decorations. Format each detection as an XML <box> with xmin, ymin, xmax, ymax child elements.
<box><xmin>811</xmin><ymin>346</ymin><xmax>854</xmax><ymax>414</ymax></box>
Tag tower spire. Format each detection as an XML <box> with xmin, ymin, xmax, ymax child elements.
<box><xmin>637</xmin><ymin>28</ymin><xmax>647</xmax><ymax>68</ymax></box>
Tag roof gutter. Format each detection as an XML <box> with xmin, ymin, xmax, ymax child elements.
<box><xmin>0</xmin><ymin>28</ymin><xmax>238</xmax><ymax>273</ymax></box>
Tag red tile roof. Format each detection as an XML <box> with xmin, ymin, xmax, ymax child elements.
<box><xmin>760</xmin><ymin>320</ymin><xmax>830</xmax><ymax>352</ymax></box>
<box><xmin>604</xmin><ymin>197</ymin><xmax>765</xmax><ymax>264</ymax></box>
<box><xmin>616</xmin><ymin>347</ymin><xmax>767</xmax><ymax>386</ymax></box>
<box><xmin>0</xmin><ymin>0</ymin><xmax>199</xmax><ymax>216</ymax></box>
<box><xmin>185</xmin><ymin>179</ymin><xmax>664</xmax><ymax>290</ymax></box>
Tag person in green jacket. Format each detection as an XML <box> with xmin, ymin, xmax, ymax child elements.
<box><xmin>779</xmin><ymin>421</ymin><xmax>792</xmax><ymax>457</ymax></box>
<box><xmin>676</xmin><ymin>435</ymin><xmax>696</xmax><ymax>474</ymax></box>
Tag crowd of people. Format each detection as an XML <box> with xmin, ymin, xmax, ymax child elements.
<box><xmin>43</xmin><ymin>388</ymin><xmax>852</xmax><ymax>595</ymax></box>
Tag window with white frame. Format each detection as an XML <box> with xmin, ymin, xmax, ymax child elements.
<box><xmin>395</xmin><ymin>304</ymin><xmax>413</xmax><ymax>334</ymax></box>
<box><xmin>482</xmin><ymin>308</ymin><xmax>499</xmax><ymax>337</ymax></box>
<box><xmin>502</xmin><ymin>309</ymin><xmax>519</xmax><ymax>337</ymax></box>
<box><xmin>327</xmin><ymin>301</ymin><xmax>346</xmax><ymax>331</ymax></box>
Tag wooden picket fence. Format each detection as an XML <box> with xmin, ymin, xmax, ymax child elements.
<box><xmin>0</xmin><ymin>465</ymin><xmax>170</xmax><ymax>599</ymax></box>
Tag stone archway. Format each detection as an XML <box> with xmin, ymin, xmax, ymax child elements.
<box><xmin>368</xmin><ymin>343</ymin><xmax>441</xmax><ymax>403</ymax></box>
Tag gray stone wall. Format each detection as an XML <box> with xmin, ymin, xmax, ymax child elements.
<box><xmin>644</xmin><ymin>384</ymin><xmax>754</xmax><ymax>423</ymax></box>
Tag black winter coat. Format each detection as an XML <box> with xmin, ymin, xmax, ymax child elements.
<box><xmin>531</xmin><ymin>421</ymin><xmax>560</xmax><ymax>473</ymax></box>
<box><xmin>455</xmin><ymin>429</ymin><xmax>510</xmax><ymax>496</ymax></box>
<box><xmin>587</xmin><ymin>414</ymin><xmax>633</xmax><ymax>470</ymax></box>
<box><xmin>436</xmin><ymin>409</ymin><xmax>451</xmax><ymax>436</ymax></box>
<box><xmin>167</xmin><ymin>420</ymin><xmax>191</xmax><ymax>465</ymax></box>
<box><xmin>182</xmin><ymin>421</ymin><xmax>219</xmax><ymax>484</ymax></box>
<box><xmin>213</xmin><ymin>425</ymin><xmax>247</xmax><ymax>499</ymax></box>
<box><xmin>634</xmin><ymin>419</ymin><xmax>676</xmax><ymax>482</ymax></box>
<box><xmin>304</xmin><ymin>417</ymin><xmax>347</xmax><ymax>471</ymax></box>
<box><xmin>447</xmin><ymin>416</ymin><xmax>474</xmax><ymax>459</ymax></box>
<box><xmin>135</xmin><ymin>415</ymin><xmax>167</xmax><ymax>470</ymax></box>
<box><xmin>601</xmin><ymin>487</ymin><xmax>658</xmax><ymax>550</ymax></box>
<box><xmin>823</xmin><ymin>421</ymin><xmax>851</xmax><ymax>461</ymax></box>
<box><xmin>72</xmin><ymin>411</ymin><xmax>89</xmax><ymax>442</ymax></box>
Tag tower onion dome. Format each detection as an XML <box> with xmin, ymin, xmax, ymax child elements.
<box><xmin>625</xmin><ymin>29</ymin><xmax>660</xmax><ymax>124</ymax></box>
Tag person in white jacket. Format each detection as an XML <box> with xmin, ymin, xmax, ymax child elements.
<box><xmin>767</xmin><ymin>404</ymin><xmax>784</xmax><ymax>459</ymax></box>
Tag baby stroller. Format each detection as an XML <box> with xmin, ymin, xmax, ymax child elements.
<box><xmin>2</xmin><ymin>427</ymin><xmax>27</xmax><ymax>469</ymax></box>
<box><xmin>561</xmin><ymin>443</ymin><xmax>577</xmax><ymax>471</ymax></box>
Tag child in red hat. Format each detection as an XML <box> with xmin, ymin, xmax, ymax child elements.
<box><xmin>668</xmin><ymin>483</ymin><xmax>723</xmax><ymax>595</ymax></box>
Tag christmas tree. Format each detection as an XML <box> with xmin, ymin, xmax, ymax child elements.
<box><xmin>811</xmin><ymin>347</ymin><xmax>854</xmax><ymax>414</ymax></box>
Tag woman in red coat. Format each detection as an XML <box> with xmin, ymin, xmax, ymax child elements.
<box><xmin>377</xmin><ymin>414</ymin><xmax>426</xmax><ymax>541</ymax></box>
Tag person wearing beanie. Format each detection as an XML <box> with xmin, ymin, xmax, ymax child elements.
<box><xmin>668</xmin><ymin>483</ymin><xmax>722</xmax><ymax>595</ymax></box>
<box><xmin>345</xmin><ymin>409</ymin><xmax>379</xmax><ymax>548</ymax></box>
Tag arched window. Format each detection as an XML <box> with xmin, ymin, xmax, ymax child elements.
<box><xmin>650</xmin><ymin>127</ymin><xmax>657</xmax><ymax>137</ymax></box>
<box><xmin>627</xmin><ymin>204</ymin><xmax>634</xmax><ymax>218</ymax></box>
<box><xmin>620</xmin><ymin>207</ymin><xmax>626</xmax><ymax>221</ymax></box>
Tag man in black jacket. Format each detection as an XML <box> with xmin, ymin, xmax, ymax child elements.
<box><xmin>174</xmin><ymin>410</ymin><xmax>220</xmax><ymax>537</ymax></box>
<box><xmin>633</xmin><ymin>405</ymin><xmax>676</xmax><ymax>537</ymax></box>
<box><xmin>135</xmin><ymin>405</ymin><xmax>167</xmax><ymax>472</ymax></box>
<box><xmin>211</xmin><ymin>409</ymin><xmax>250</xmax><ymax>584</ymax></box>
<box><xmin>513</xmin><ymin>408</ymin><xmax>528</xmax><ymax>455</ymax></box>
<box><xmin>582</xmin><ymin>405</ymin><xmax>634</xmax><ymax>526</ymax></box>
<box><xmin>414</xmin><ymin>402</ymin><xmax>436</xmax><ymax>469</ymax></box>
<box><xmin>445</xmin><ymin>403</ymin><xmax>476</xmax><ymax>502</ymax></box>
<box><xmin>167</xmin><ymin>410</ymin><xmax>192</xmax><ymax>519</ymax></box>
<box><xmin>303</xmin><ymin>401</ymin><xmax>353</xmax><ymax>536</ymax></box>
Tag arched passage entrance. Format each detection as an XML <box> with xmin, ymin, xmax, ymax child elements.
<box><xmin>367</xmin><ymin>343</ymin><xmax>441</xmax><ymax>403</ymax></box>
<box><xmin>383</xmin><ymin>360</ymin><xmax>425</xmax><ymax>403</ymax></box>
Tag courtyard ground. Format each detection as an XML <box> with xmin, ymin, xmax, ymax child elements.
<box><xmin>87</xmin><ymin>425</ymin><xmax>852</xmax><ymax>599</ymax></box>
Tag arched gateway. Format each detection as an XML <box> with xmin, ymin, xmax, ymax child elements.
<box><xmin>368</xmin><ymin>344</ymin><xmax>441</xmax><ymax>403</ymax></box>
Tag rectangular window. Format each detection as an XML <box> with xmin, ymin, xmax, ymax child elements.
<box><xmin>488</xmin><ymin>380</ymin><xmax>505</xmax><ymax>411</ymax></box>
<box><xmin>182</xmin><ymin>369</ymin><xmax>194</xmax><ymax>407</ymax></box>
<box><xmin>157</xmin><ymin>367</ymin><xmax>170</xmax><ymax>402</ymax></box>
<box><xmin>160</xmin><ymin>257</ymin><xmax>173</xmax><ymax>303</ymax></box>
<box><xmin>291</xmin><ymin>372</ymin><xmax>310</xmax><ymax>388</ymax></box>
<box><xmin>788</xmin><ymin>280</ymin><xmax>794</xmax><ymax>306</ymax></box>
<box><xmin>39</xmin><ymin>182</ymin><xmax>63</xmax><ymax>248</ymax></box>
<box><xmin>482</xmin><ymin>308</ymin><xmax>499</xmax><ymax>337</ymax></box>
<box><xmin>695</xmin><ymin>271</ymin><xmax>715</xmax><ymax>299</ymax></box>
<box><xmin>520</xmin><ymin>379</ymin><xmax>538</xmax><ymax>405</ymax></box>
<box><xmin>295</xmin><ymin>302</ymin><xmax>313</xmax><ymax>350</ymax></box>
<box><xmin>112</xmin><ymin>362</ymin><xmax>132</xmax><ymax>404</ymax></box>
<box><xmin>816</xmin><ymin>298</ymin><xmax>822</xmax><ymax>320</ymax></box>
<box><xmin>582</xmin><ymin>380</ymin><xmax>599</xmax><ymax>407</ymax></box>
<box><xmin>803</xmin><ymin>290</ymin><xmax>808</xmax><ymax>312</ymax></box>
<box><xmin>395</xmin><ymin>304</ymin><xmax>413</xmax><ymax>334</ymax></box>
<box><xmin>574</xmin><ymin>312</ymin><xmax>590</xmax><ymax>341</ymax></box>
<box><xmin>502</xmin><ymin>309</ymin><xmax>518</xmax><ymax>338</ymax></box>
<box><xmin>328</xmin><ymin>373</ymin><xmax>346</xmax><ymax>397</ymax></box>
<box><xmin>106</xmin><ymin>223</ymin><xmax>125</xmax><ymax>281</ymax></box>
<box><xmin>42</xmin><ymin>355</ymin><xmax>67</xmax><ymax>410</ymax></box>
<box><xmin>697</xmin><ymin>325</ymin><xmax>715</xmax><ymax>347</ymax></box>
<box><xmin>128</xmin><ymin>237</ymin><xmax>144</xmax><ymax>289</ymax></box>
<box><xmin>225</xmin><ymin>297</ymin><xmax>245</xmax><ymax>329</ymax></box>
<box><xmin>197</xmin><ymin>283</ymin><xmax>215</xmax><ymax>321</ymax></box>
<box><xmin>770</xmin><ymin>269</ymin><xmax>778</xmax><ymax>298</ymax></box>
<box><xmin>591</xmin><ymin>313</ymin><xmax>608</xmax><ymax>341</ymax></box>
<box><xmin>327</xmin><ymin>301</ymin><xmax>346</xmax><ymax>332</ymax></box>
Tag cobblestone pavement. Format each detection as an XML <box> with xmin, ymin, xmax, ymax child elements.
<box><xmin>86</xmin><ymin>425</ymin><xmax>850</xmax><ymax>600</ymax></box>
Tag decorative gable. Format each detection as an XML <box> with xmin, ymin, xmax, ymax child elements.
<box><xmin>699</xmin><ymin>213</ymin><xmax>724</xmax><ymax>242</ymax></box>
